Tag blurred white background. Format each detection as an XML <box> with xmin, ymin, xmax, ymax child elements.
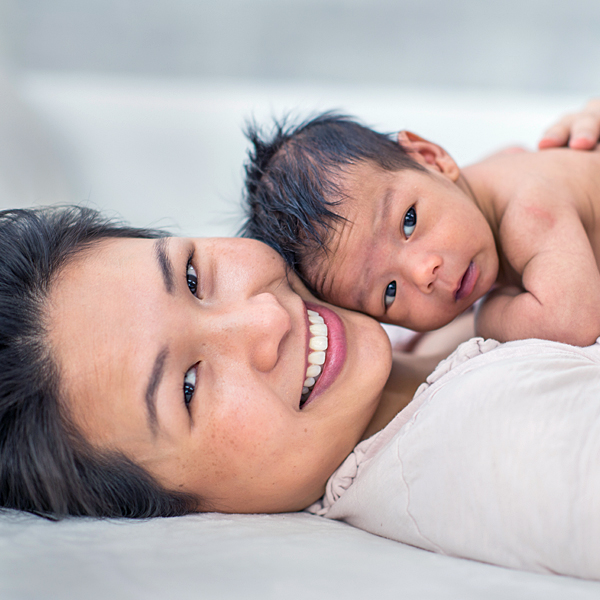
<box><xmin>7</xmin><ymin>0</ymin><xmax>600</xmax><ymax>92</ymax></box>
<box><xmin>0</xmin><ymin>0</ymin><xmax>598</xmax><ymax>235</ymax></box>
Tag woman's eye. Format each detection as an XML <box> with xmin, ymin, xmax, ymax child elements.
<box><xmin>187</xmin><ymin>261</ymin><xmax>198</xmax><ymax>295</ymax></box>
<box><xmin>403</xmin><ymin>206</ymin><xmax>417</xmax><ymax>238</ymax></box>
<box><xmin>384</xmin><ymin>281</ymin><xmax>397</xmax><ymax>308</ymax></box>
<box><xmin>183</xmin><ymin>366</ymin><xmax>196</xmax><ymax>408</ymax></box>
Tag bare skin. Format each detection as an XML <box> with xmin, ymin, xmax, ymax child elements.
<box><xmin>463</xmin><ymin>143</ymin><xmax>600</xmax><ymax>344</ymax></box>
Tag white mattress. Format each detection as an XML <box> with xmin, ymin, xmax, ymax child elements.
<box><xmin>3</xmin><ymin>509</ymin><xmax>600</xmax><ymax>600</ymax></box>
<box><xmin>1</xmin><ymin>73</ymin><xmax>598</xmax><ymax>598</ymax></box>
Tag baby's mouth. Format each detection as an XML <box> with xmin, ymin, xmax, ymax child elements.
<box><xmin>455</xmin><ymin>261</ymin><xmax>477</xmax><ymax>301</ymax></box>
<box><xmin>300</xmin><ymin>309</ymin><xmax>328</xmax><ymax>408</ymax></box>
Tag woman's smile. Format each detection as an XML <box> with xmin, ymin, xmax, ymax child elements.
<box><xmin>302</xmin><ymin>303</ymin><xmax>347</xmax><ymax>409</ymax></box>
<box><xmin>300</xmin><ymin>307</ymin><xmax>329</xmax><ymax>407</ymax></box>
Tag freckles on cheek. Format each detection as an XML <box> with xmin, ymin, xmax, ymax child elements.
<box><xmin>209</xmin><ymin>396</ymin><xmax>277</xmax><ymax>461</ymax></box>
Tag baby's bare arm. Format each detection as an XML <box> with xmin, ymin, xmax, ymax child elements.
<box><xmin>475</xmin><ymin>199</ymin><xmax>600</xmax><ymax>345</ymax></box>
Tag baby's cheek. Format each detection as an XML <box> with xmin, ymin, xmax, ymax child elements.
<box><xmin>331</xmin><ymin>289</ymin><xmax>365</xmax><ymax>315</ymax></box>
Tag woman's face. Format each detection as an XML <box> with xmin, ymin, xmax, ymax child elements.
<box><xmin>47</xmin><ymin>237</ymin><xmax>391</xmax><ymax>513</ymax></box>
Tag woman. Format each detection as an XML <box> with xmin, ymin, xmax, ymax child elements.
<box><xmin>1</xmin><ymin>205</ymin><xmax>431</xmax><ymax>517</ymax></box>
<box><xmin>1</xmin><ymin>101</ymin><xmax>599</xmax><ymax>520</ymax></box>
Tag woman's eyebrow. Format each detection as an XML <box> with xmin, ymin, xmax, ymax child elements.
<box><xmin>145</xmin><ymin>347</ymin><xmax>168</xmax><ymax>437</ymax></box>
<box><xmin>154</xmin><ymin>238</ymin><xmax>174</xmax><ymax>294</ymax></box>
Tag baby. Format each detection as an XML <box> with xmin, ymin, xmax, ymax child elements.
<box><xmin>242</xmin><ymin>100</ymin><xmax>600</xmax><ymax>345</ymax></box>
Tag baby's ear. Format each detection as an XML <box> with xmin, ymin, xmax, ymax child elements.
<box><xmin>397</xmin><ymin>131</ymin><xmax>460</xmax><ymax>182</ymax></box>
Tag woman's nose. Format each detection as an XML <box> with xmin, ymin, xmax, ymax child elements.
<box><xmin>201</xmin><ymin>292</ymin><xmax>292</xmax><ymax>372</ymax></box>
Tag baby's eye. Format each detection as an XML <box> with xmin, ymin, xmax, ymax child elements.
<box><xmin>183</xmin><ymin>366</ymin><xmax>196</xmax><ymax>408</ymax></box>
<box><xmin>403</xmin><ymin>206</ymin><xmax>417</xmax><ymax>238</ymax></box>
<box><xmin>384</xmin><ymin>281</ymin><xmax>397</xmax><ymax>308</ymax></box>
<box><xmin>187</xmin><ymin>260</ymin><xmax>198</xmax><ymax>295</ymax></box>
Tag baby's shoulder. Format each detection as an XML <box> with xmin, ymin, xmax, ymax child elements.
<box><xmin>496</xmin><ymin>150</ymin><xmax>599</xmax><ymax>218</ymax></box>
<box><xmin>488</xmin><ymin>147</ymin><xmax>600</xmax><ymax>192</ymax></box>
<box><xmin>471</xmin><ymin>149</ymin><xmax>599</xmax><ymax>267</ymax></box>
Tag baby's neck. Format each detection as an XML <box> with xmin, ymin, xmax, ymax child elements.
<box><xmin>457</xmin><ymin>166</ymin><xmax>501</xmax><ymax>237</ymax></box>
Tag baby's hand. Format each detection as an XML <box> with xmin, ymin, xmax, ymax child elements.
<box><xmin>538</xmin><ymin>99</ymin><xmax>600</xmax><ymax>150</ymax></box>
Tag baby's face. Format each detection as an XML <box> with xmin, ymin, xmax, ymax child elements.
<box><xmin>304</xmin><ymin>161</ymin><xmax>499</xmax><ymax>331</ymax></box>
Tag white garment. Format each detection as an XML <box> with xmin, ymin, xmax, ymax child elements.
<box><xmin>308</xmin><ymin>337</ymin><xmax>600</xmax><ymax>580</ymax></box>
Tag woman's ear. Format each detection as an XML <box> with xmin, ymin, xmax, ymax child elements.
<box><xmin>397</xmin><ymin>131</ymin><xmax>460</xmax><ymax>182</ymax></box>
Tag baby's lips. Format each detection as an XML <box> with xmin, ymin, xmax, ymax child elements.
<box><xmin>455</xmin><ymin>262</ymin><xmax>477</xmax><ymax>302</ymax></box>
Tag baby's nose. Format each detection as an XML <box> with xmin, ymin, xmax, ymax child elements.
<box><xmin>410</xmin><ymin>254</ymin><xmax>442</xmax><ymax>293</ymax></box>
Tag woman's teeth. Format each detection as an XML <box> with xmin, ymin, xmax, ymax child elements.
<box><xmin>301</xmin><ymin>309</ymin><xmax>329</xmax><ymax>406</ymax></box>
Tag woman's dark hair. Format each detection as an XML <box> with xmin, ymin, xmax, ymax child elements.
<box><xmin>0</xmin><ymin>205</ymin><xmax>199</xmax><ymax>519</ymax></box>
<box><xmin>240</xmin><ymin>112</ymin><xmax>424</xmax><ymax>283</ymax></box>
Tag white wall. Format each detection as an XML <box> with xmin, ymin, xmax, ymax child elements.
<box><xmin>7</xmin><ymin>0</ymin><xmax>600</xmax><ymax>93</ymax></box>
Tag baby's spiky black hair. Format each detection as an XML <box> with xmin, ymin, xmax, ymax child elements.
<box><xmin>240</xmin><ymin>111</ymin><xmax>423</xmax><ymax>286</ymax></box>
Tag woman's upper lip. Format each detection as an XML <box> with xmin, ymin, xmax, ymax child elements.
<box><xmin>301</xmin><ymin>301</ymin><xmax>347</xmax><ymax>408</ymax></box>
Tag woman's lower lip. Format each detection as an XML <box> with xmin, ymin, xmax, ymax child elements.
<box><xmin>303</xmin><ymin>302</ymin><xmax>347</xmax><ymax>407</ymax></box>
<box><xmin>455</xmin><ymin>262</ymin><xmax>478</xmax><ymax>301</ymax></box>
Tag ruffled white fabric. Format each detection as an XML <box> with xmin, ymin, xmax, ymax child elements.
<box><xmin>308</xmin><ymin>337</ymin><xmax>501</xmax><ymax>515</ymax></box>
<box><xmin>308</xmin><ymin>337</ymin><xmax>600</xmax><ymax>580</ymax></box>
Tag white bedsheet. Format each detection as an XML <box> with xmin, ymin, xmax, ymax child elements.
<box><xmin>3</xmin><ymin>509</ymin><xmax>600</xmax><ymax>600</ymax></box>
